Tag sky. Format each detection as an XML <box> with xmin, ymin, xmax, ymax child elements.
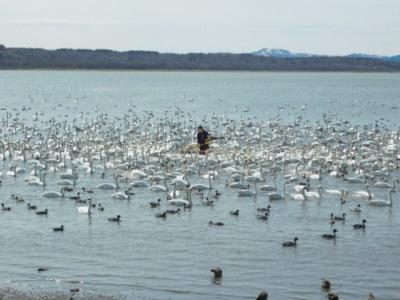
<box><xmin>0</xmin><ymin>0</ymin><xmax>399</xmax><ymax>55</ymax></box>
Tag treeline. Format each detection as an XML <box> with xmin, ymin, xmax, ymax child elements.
<box><xmin>1</xmin><ymin>45</ymin><xmax>400</xmax><ymax>71</ymax></box>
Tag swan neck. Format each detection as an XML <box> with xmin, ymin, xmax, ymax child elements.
<box><xmin>116</xmin><ymin>177</ymin><xmax>120</xmax><ymax>189</ymax></box>
<box><xmin>173</xmin><ymin>183</ymin><xmax>176</xmax><ymax>198</ymax></box>
<box><xmin>164</xmin><ymin>179</ymin><xmax>169</xmax><ymax>192</ymax></box>
<box><xmin>302</xmin><ymin>188</ymin><xmax>307</xmax><ymax>200</ymax></box>
<box><xmin>188</xmin><ymin>190</ymin><xmax>192</xmax><ymax>206</ymax></box>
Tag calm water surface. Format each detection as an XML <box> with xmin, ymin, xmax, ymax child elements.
<box><xmin>0</xmin><ymin>71</ymin><xmax>399</xmax><ymax>300</ymax></box>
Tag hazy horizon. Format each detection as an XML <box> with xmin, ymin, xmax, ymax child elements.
<box><xmin>1</xmin><ymin>0</ymin><xmax>399</xmax><ymax>56</ymax></box>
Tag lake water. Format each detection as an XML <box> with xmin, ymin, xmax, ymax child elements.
<box><xmin>0</xmin><ymin>71</ymin><xmax>399</xmax><ymax>300</ymax></box>
<box><xmin>1</xmin><ymin>71</ymin><xmax>399</xmax><ymax>125</ymax></box>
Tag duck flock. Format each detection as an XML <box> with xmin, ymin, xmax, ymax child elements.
<box><xmin>0</xmin><ymin>102</ymin><xmax>399</xmax><ymax>300</ymax></box>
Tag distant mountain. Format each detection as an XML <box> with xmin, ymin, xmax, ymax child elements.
<box><xmin>346</xmin><ymin>53</ymin><xmax>384</xmax><ymax>60</ymax></box>
<box><xmin>389</xmin><ymin>55</ymin><xmax>400</xmax><ymax>62</ymax></box>
<box><xmin>252</xmin><ymin>48</ymin><xmax>400</xmax><ymax>62</ymax></box>
<box><xmin>251</xmin><ymin>48</ymin><xmax>317</xmax><ymax>58</ymax></box>
<box><xmin>346</xmin><ymin>53</ymin><xmax>400</xmax><ymax>62</ymax></box>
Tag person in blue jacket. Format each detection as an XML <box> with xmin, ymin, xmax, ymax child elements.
<box><xmin>197</xmin><ymin>126</ymin><xmax>211</xmax><ymax>154</ymax></box>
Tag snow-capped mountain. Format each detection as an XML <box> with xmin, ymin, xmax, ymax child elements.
<box><xmin>251</xmin><ymin>48</ymin><xmax>317</xmax><ymax>58</ymax></box>
<box><xmin>251</xmin><ymin>48</ymin><xmax>400</xmax><ymax>61</ymax></box>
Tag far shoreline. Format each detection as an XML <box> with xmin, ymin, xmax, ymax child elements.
<box><xmin>1</xmin><ymin>68</ymin><xmax>400</xmax><ymax>74</ymax></box>
<box><xmin>2</xmin><ymin>46</ymin><xmax>399</xmax><ymax>72</ymax></box>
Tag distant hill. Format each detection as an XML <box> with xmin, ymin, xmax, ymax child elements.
<box><xmin>0</xmin><ymin>44</ymin><xmax>399</xmax><ymax>71</ymax></box>
<box><xmin>390</xmin><ymin>55</ymin><xmax>400</xmax><ymax>62</ymax></box>
<box><xmin>251</xmin><ymin>47</ymin><xmax>400</xmax><ymax>62</ymax></box>
<box><xmin>251</xmin><ymin>48</ymin><xmax>317</xmax><ymax>58</ymax></box>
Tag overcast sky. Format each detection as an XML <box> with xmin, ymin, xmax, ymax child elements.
<box><xmin>0</xmin><ymin>0</ymin><xmax>399</xmax><ymax>55</ymax></box>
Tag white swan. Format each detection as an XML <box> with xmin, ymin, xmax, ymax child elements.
<box><xmin>304</xmin><ymin>186</ymin><xmax>322</xmax><ymax>199</ymax></box>
<box><xmin>6</xmin><ymin>167</ymin><xmax>16</xmax><ymax>177</ymax></box>
<box><xmin>344</xmin><ymin>176</ymin><xmax>365</xmax><ymax>184</ymax></box>
<box><xmin>373</xmin><ymin>179</ymin><xmax>398</xmax><ymax>189</ymax></box>
<box><xmin>172</xmin><ymin>176</ymin><xmax>190</xmax><ymax>189</ymax></box>
<box><xmin>168</xmin><ymin>183</ymin><xmax>181</xmax><ymax>198</ymax></box>
<box><xmin>78</xmin><ymin>206</ymin><xmax>91</xmax><ymax>214</ymax></box>
<box><xmin>268</xmin><ymin>182</ymin><xmax>288</xmax><ymax>200</ymax></box>
<box><xmin>293</xmin><ymin>184</ymin><xmax>308</xmax><ymax>193</ymax></box>
<box><xmin>25</xmin><ymin>175</ymin><xmax>40</xmax><ymax>182</ymax></box>
<box><xmin>190</xmin><ymin>174</ymin><xmax>213</xmax><ymax>191</ymax></box>
<box><xmin>260</xmin><ymin>175</ymin><xmax>277</xmax><ymax>191</ymax></box>
<box><xmin>323</xmin><ymin>186</ymin><xmax>344</xmax><ymax>196</ymax></box>
<box><xmin>329</xmin><ymin>170</ymin><xmax>338</xmax><ymax>177</ymax></box>
<box><xmin>42</xmin><ymin>187</ymin><xmax>66</xmax><ymax>198</ymax></box>
<box><xmin>15</xmin><ymin>167</ymin><xmax>26</xmax><ymax>174</ymax></box>
<box><xmin>231</xmin><ymin>173</ymin><xmax>242</xmax><ymax>182</ymax></box>
<box><xmin>112</xmin><ymin>190</ymin><xmax>131</xmax><ymax>200</ymax></box>
<box><xmin>238</xmin><ymin>182</ymin><xmax>257</xmax><ymax>197</ymax></box>
<box><xmin>57</xmin><ymin>178</ymin><xmax>76</xmax><ymax>186</ymax></box>
<box><xmin>168</xmin><ymin>190</ymin><xmax>192</xmax><ymax>207</ymax></box>
<box><xmin>245</xmin><ymin>174</ymin><xmax>263</xmax><ymax>183</ymax></box>
<box><xmin>352</xmin><ymin>185</ymin><xmax>373</xmax><ymax>200</ymax></box>
<box><xmin>283</xmin><ymin>163</ymin><xmax>299</xmax><ymax>181</ymax></box>
<box><xmin>368</xmin><ymin>189</ymin><xmax>395</xmax><ymax>206</ymax></box>
<box><xmin>291</xmin><ymin>187</ymin><xmax>307</xmax><ymax>201</ymax></box>
<box><xmin>228</xmin><ymin>180</ymin><xmax>248</xmax><ymax>189</ymax></box>
<box><xmin>168</xmin><ymin>198</ymin><xmax>189</xmax><ymax>206</ymax></box>
<box><xmin>97</xmin><ymin>175</ymin><xmax>121</xmax><ymax>190</ymax></box>
<box><xmin>130</xmin><ymin>169</ymin><xmax>148</xmax><ymax>179</ymax></box>
<box><xmin>60</xmin><ymin>172</ymin><xmax>79</xmax><ymax>180</ymax></box>
<box><xmin>130</xmin><ymin>180</ymin><xmax>150</xmax><ymax>187</ymax></box>
<box><xmin>149</xmin><ymin>178</ymin><xmax>169</xmax><ymax>192</ymax></box>
<box><xmin>309</xmin><ymin>172</ymin><xmax>321</xmax><ymax>181</ymax></box>
<box><xmin>28</xmin><ymin>173</ymin><xmax>46</xmax><ymax>187</ymax></box>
